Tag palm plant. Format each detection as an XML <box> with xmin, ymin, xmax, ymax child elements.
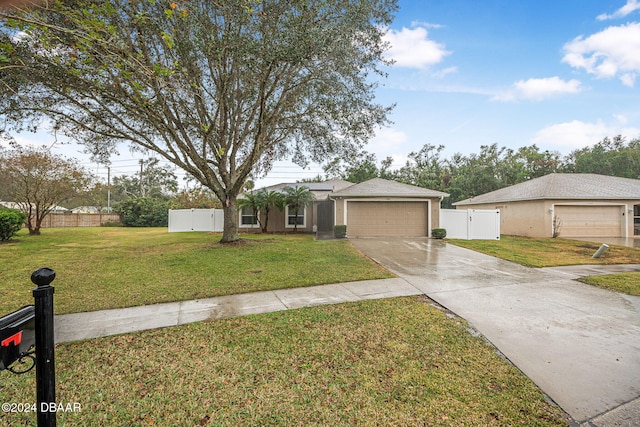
<box><xmin>237</xmin><ymin>191</ymin><xmax>262</xmax><ymax>228</ymax></box>
<box><xmin>238</xmin><ymin>189</ymin><xmax>285</xmax><ymax>232</ymax></box>
<box><xmin>282</xmin><ymin>186</ymin><xmax>316</xmax><ymax>232</ymax></box>
<box><xmin>259</xmin><ymin>190</ymin><xmax>285</xmax><ymax>233</ymax></box>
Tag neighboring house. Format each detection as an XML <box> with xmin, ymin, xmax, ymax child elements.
<box><xmin>453</xmin><ymin>173</ymin><xmax>640</xmax><ymax>239</ymax></box>
<box><xmin>0</xmin><ymin>201</ymin><xmax>69</xmax><ymax>214</ymax></box>
<box><xmin>69</xmin><ymin>206</ymin><xmax>100</xmax><ymax>214</ymax></box>
<box><xmin>239</xmin><ymin>178</ymin><xmax>449</xmax><ymax>237</ymax></box>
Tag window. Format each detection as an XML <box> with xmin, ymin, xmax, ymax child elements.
<box><xmin>285</xmin><ymin>205</ymin><xmax>306</xmax><ymax>228</ymax></box>
<box><xmin>240</xmin><ymin>206</ymin><xmax>258</xmax><ymax>227</ymax></box>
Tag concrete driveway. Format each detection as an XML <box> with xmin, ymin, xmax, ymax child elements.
<box><xmin>350</xmin><ymin>237</ymin><xmax>640</xmax><ymax>426</ymax></box>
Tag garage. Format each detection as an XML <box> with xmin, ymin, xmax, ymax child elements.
<box><xmin>346</xmin><ymin>201</ymin><xmax>429</xmax><ymax>237</ymax></box>
<box><xmin>555</xmin><ymin>205</ymin><xmax>623</xmax><ymax>238</ymax></box>
<box><xmin>453</xmin><ymin>174</ymin><xmax>640</xmax><ymax>238</ymax></box>
<box><xmin>330</xmin><ymin>178</ymin><xmax>449</xmax><ymax>238</ymax></box>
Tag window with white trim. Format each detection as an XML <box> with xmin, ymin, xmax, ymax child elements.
<box><xmin>285</xmin><ymin>205</ymin><xmax>306</xmax><ymax>228</ymax></box>
<box><xmin>240</xmin><ymin>206</ymin><xmax>259</xmax><ymax>227</ymax></box>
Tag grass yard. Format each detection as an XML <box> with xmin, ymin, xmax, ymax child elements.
<box><xmin>449</xmin><ymin>235</ymin><xmax>639</xmax><ymax>268</ymax></box>
<box><xmin>0</xmin><ymin>297</ymin><xmax>568</xmax><ymax>426</ymax></box>
<box><xmin>578</xmin><ymin>273</ymin><xmax>640</xmax><ymax>296</ymax></box>
<box><xmin>449</xmin><ymin>235</ymin><xmax>640</xmax><ymax>295</ymax></box>
<box><xmin>0</xmin><ymin>228</ymin><xmax>393</xmax><ymax>315</ymax></box>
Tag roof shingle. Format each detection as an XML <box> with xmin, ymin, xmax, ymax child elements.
<box><xmin>331</xmin><ymin>178</ymin><xmax>449</xmax><ymax>198</ymax></box>
<box><xmin>454</xmin><ymin>173</ymin><xmax>640</xmax><ymax>205</ymax></box>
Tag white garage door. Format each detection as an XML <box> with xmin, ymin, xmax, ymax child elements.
<box><xmin>555</xmin><ymin>205</ymin><xmax>623</xmax><ymax>238</ymax></box>
<box><xmin>347</xmin><ymin>201</ymin><xmax>429</xmax><ymax>237</ymax></box>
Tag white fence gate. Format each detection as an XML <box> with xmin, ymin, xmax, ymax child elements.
<box><xmin>440</xmin><ymin>209</ymin><xmax>500</xmax><ymax>240</ymax></box>
<box><xmin>168</xmin><ymin>209</ymin><xmax>224</xmax><ymax>232</ymax></box>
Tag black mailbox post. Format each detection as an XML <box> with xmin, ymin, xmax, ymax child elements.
<box><xmin>32</xmin><ymin>267</ymin><xmax>57</xmax><ymax>427</ymax></box>
<box><xmin>0</xmin><ymin>305</ymin><xmax>36</xmax><ymax>372</ymax></box>
<box><xmin>1</xmin><ymin>268</ymin><xmax>57</xmax><ymax>427</ymax></box>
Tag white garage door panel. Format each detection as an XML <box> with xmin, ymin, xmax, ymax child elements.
<box><xmin>347</xmin><ymin>202</ymin><xmax>428</xmax><ymax>237</ymax></box>
<box><xmin>555</xmin><ymin>205</ymin><xmax>622</xmax><ymax>237</ymax></box>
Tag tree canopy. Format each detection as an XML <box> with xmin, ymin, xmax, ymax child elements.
<box><xmin>326</xmin><ymin>136</ymin><xmax>638</xmax><ymax>208</ymax></box>
<box><xmin>111</xmin><ymin>158</ymin><xmax>178</xmax><ymax>201</ymax></box>
<box><xmin>0</xmin><ymin>0</ymin><xmax>396</xmax><ymax>242</ymax></box>
<box><xmin>565</xmin><ymin>135</ymin><xmax>640</xmax><ymax>178</ymax></box>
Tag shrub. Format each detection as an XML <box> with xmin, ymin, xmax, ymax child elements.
<box><xmin>0</xmin><ymin>208</ymin><xmax>27</xmax><ymax>241</ymax></box>
<box><xmin>432</xmin><ymin>228</ymin><xmax>447</xmax><ymax>239</ymax></box>
<box><xmin>333</xmin><ymin>225</ymin><xmax>347</xmax><ymax>238</ymax></box>
<box><xmin>116</xmin><ymin>197</ymin><xmax>171</xmax><ymax>227</ymax></box>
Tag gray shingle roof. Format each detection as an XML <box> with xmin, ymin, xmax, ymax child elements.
<box><xmin>454</xmin><ymin>173</ymin><xmax>640</xmax><ymax>206</ymax></box>
<box><xmin>243</xmin><ymin>179</ymin><xmax>354</xmax><ymax>201</ymax></box>
<box><xmin>330</xmin><ymin>178</ymin><xmax>449</xmax><ymax>198</ymax></box>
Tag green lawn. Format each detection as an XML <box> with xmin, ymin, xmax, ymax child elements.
<box><xmin>0</xmin><ymin>228</ymin><xmax>393</xmax><ymax>315</ymax></box>
<box><xmin>449</xmin><ymin>235</ymin><xmax>640</xmax><ymax>295</ymax></box>
<box><xmin>0</xmin><ymin>228</ymin><xmax>574</xmax><ymax>425</ymax></box>
<box><xmin>578</xmin><ymin>273</ymin><xmax>640</xmax><ymax>296</ymax></box>
<box><xmin>449</xmin><ymin>235</ymin><xmax>639</xmax><ymax>268</ymax></box>
<box><xmin>0</xmin><ymin>297</ymin><xmax>568</xmax><ymax>426</ymax></box>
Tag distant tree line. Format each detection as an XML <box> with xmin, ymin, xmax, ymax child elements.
<box><xmin>324</xmin><ymin>135</ymin><xmax>640</xmax><ymax>208</ymax></box>
<box><xmin>2</xmin><ymin>135</ymin><xmax>637</xmax><ymax>232</ymax></box>
<box><xmin>0</xmin><ymin>146</ymin><xmax>221</xmax><ymax>231</ymax></box>
<box><xmin>81</xmin><ymin>158</ymin><xmax>221</xmax><ymax>227</ymax></box>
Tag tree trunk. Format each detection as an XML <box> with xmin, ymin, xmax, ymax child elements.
<box><xmin>261</xmin><ymin>207</ymin><xmax>270</xmax><ymax>233</ymax></box>
<box><xmin>220</xmin><ymin>197</ymin><xmax>240</xmax><ymax>243</ymax></box>
<box><xmin>27</xmin><ymin>216</ymin><xmax>41</xmax><ymax>235</ymax></box>
<box><xmin>32</xmin><ymin>215</ymin><xmax>43</xmax><ymax>235</ymax></box>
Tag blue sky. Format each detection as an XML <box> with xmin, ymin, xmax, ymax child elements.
<box><xmin>371</xmin><ymin>0</ymin><xmax>640</xmax><ymax>163</ymax></box>
<box><xmin>7</xmin><ymin>0</ymin><xmax>640</xmax><ymax>187</ymax></box>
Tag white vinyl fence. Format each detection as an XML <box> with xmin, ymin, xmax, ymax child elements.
<box><xmin>440</xmin><ymin>209</ymin><xmax>500</xmax><ymax>240</ymax></box>
<box><xmin>168</xmin><ymin>209</ymin><xmax>224</xmax><ymax>232</ymax></box>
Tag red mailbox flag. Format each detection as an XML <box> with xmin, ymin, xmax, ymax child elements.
<box><xmin>1</xmin><ymin>330</ymin><xmax>23</xmax><ymax>347</ymax></box>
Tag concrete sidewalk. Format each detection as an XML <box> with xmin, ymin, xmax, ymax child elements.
<box><xmin>56</xmin><ymin>263</ymin><xmax>640</xmax><ymax>342</ymax></box>
<box><xmin>540</xmin><ymin>263</ymin><xmax>640</xmax><ymax>280</ymax></box>
<box><xmin>54</xmin><ymin>278</ymin><xmax>421</xmax><ymax>343</ymax></box>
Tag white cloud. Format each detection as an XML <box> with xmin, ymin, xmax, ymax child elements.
<box><xmin>620</xmin><ymin>72</ymin><xmax>637</xmax><ymax>87</ymax></box>
<box><xmin>492</xmin><ymin>77</ymin><xmax>582</xmax><ymax>101</ymax></box>
<box><xmin>597</xmin><ymin>0</ymin><xmax>640</xmax><ymax>20</ymax></box>
<box><xmin>614</xmin><ymin>113</ymin><xmax>629</xmax><ymax>124</ymax></box>
<box><xmin>432</xmin><ymin>66</ymin><xmax>458</xmax><ymax>78</ymax></box>
<box><xmin>410</xmin><ymin>21</ymin><xmax>445</xmax><ymax>30</ymax></box>
<box><xmin>366</xmin><ymin>127</ymin><xmax>410</xmax><ymax>165</ymax></box>
<box><xmin>370</xmin><ymin>127</ymin><xmax>408</xmax><ymax>153</ymax></box>
<box><xmin>562</xmin><ymin>23</ymin><xmax>640</xmax><ymax>86</ymax></box>
<box><xmin>531</xmin><ymin>119</ymin><xmax>640</xmax><ymax>149</ymax></box>
<box><xmin>383</xmin><ymin>27</ymin><xmax>450</xmax><ymax>69</ymax></box>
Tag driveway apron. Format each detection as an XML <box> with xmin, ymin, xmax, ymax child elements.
<box><xmin>350</xmin><ymin>237</ymin><xmax>640</xmax><ymax>424</ymax></box>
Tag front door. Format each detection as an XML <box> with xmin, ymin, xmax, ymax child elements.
<box><xmin>317</xmin><ymin>200</ymin><xmax>334</xmax><ymax>232</ymax></box>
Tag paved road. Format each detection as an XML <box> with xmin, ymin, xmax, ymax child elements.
<box><xmin>350</xmin><ymin>237</ymin><xmax>640</xmax><ymax>426</ymax></box>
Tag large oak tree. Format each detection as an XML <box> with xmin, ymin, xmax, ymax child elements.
<box><xmin>0</xmin><ymin>0</ymin><xmax>396</xmax><ymax>242</ymax></box>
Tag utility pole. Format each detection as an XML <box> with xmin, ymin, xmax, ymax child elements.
<box><xmin>139</xmin><ymin>159</ymin><xmax>144</xmax><ymax>197</ymax></box>
<box><xmin>107</xmin><ymin>166</ymin><xmax>111</xmax><ymax>213</ymax></box>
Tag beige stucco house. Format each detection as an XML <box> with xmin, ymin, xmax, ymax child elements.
<box><xmin>238</xmin><ymin>180</ymin><xmax>353</xmax><ymax>234</ymax></box>
<box><xmin>330</xmin><ymin>178</ymin><xmax>448</xmax><ymax>237</ymax></box>
<box><xmin>453</xmin><ymin>173</ymin><xmax>640</xmax><ymax>239</ymax></box>
<box><xmin>239</xmin><ymin>178</ymin><xmax>449</xmax><ymax>237</ymax></box>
